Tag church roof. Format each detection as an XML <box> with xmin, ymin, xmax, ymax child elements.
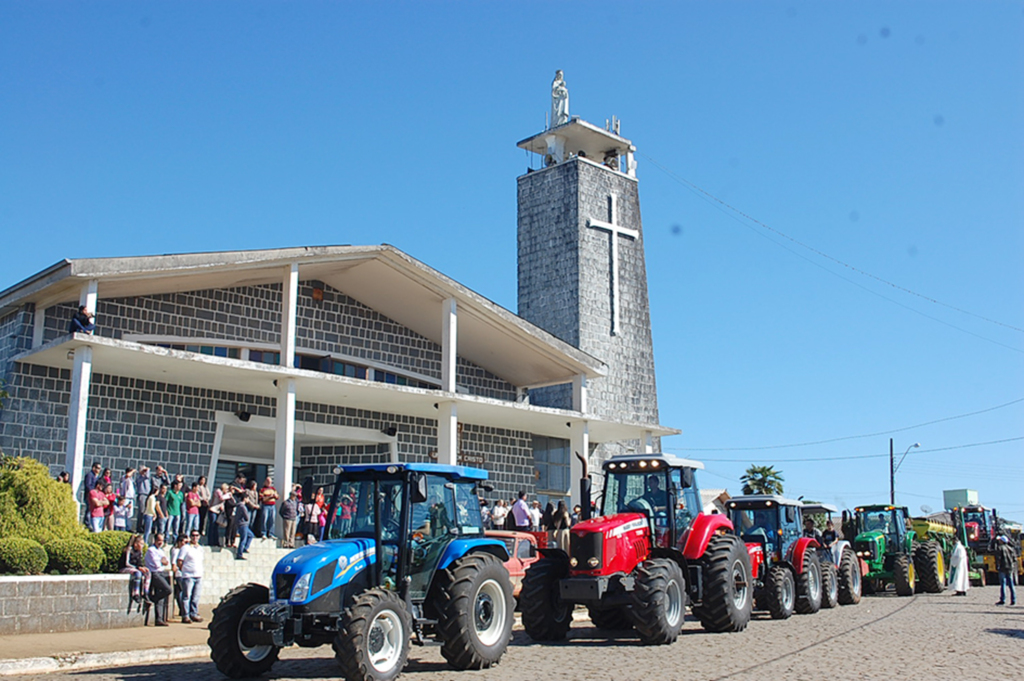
<box><xmin>0</xmin><ymin>244</ymin><xmax>607</xmax><ymax>389</ymax></box>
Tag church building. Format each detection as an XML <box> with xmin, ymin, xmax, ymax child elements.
<box><xmin>0</xmin><ymin>74</ymin><xmax>673</xmax><ymax>508</ymax></box>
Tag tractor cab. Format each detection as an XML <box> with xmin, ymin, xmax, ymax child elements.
<box><xmin>727</xmin><ymin>495</ymin><xmax>805</xmax><ymax>563</ymax></box>
<box><xmin>601</xmin><ymin>454</ymin><xmax>703</xmax><ymax>549</ymax></box>
<box><xmin>956</xmin><ymin>505</ymin><xmax>995</xmax><ymax>548</ymax></box>
<box><xmin>854</xmin><ymin>505</ymin><xmax>911</xmax><ymax>559</ymax></box>
<box><xmin>726</xmin><ymin>495</ymin><xmax>827</xmax><ymax>619</ymax></box>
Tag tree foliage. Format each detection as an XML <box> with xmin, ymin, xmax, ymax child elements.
<box><xmin>0</xmin><ymin>455</ymin><xmax>84</xmax><ymax>545</ymax></box>
<box><xmin>740</xmin><ymin>465</ymin><xmax>785</xmax><ymax>495</ymax></box>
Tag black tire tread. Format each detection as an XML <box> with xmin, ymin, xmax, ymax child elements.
<box><xmin>764</xmin><ymin>565</ymin><xmax>795</xmax><ymax>620</ymax></box>
<box><xmin>820</xmin><ymin>560</ymin><xmax>838</xmax><ymax>609</ymax></box>
<box><xmin>837</xmin><ymin>547</ymin><xmax>862</xmax><ymax>605</ymax></box>
<box><xmin>894</xmin><ymin>554</ymin><xmax>915</xmax><ymax>597</ymax></box>
<box><xmin>334</xmin><ymin>588</ymin><xmax>411</xmax><ymax>681</ymax></box>
<box><xmin>794</xmin><ymin>551</ymin><xmax>822</xmax><ymax>615</ymax></box>
<box><xmin>432</xmin><ymin>553</ymin><xmax>514</xmax><ymax>670</ymax></box>
<box><xmin>588</xmin><ymin>605</ymin><xmax>633</xmax><ymax>630</ymax></box>
<box><xmin>692</xmin><ymin>534</ymin><xmax>752</xmax><ymax>633</ymax></box>
<box><xmin>629</xmin><ymin>558</ymin><xmax>686</xmax><ymax>645</ymax></box>
<box><xmin>914</xmin><ymin>541</ymin><xmax>944</xmax><ymax>594</ymax></box>
<box><xmin>208</xmin><ymin>583</ymin><xmax>279</xmax><ymax>679</ymax></box>
<box><xmin>520</xmin><ymin>557</ymin><xmax>572</xmax><ymax>641</ymax></box>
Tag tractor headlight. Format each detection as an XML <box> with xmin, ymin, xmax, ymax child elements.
<box><xmin>291</xmin><ymin>573</ymin><xmax>312</xmax><ymax>602</ymax></box>
<box><xmin>570</xmin><ymin>557</ymin><xmax>578</xmax><ymax>567</ymax></box>
<box><xmin>587</xmin><ymin>557</ymin><xmax>600</xmax><ymax>568</ymax></box>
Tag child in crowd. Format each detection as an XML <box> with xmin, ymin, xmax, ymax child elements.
<box><xmin>113</xmin><ymin>496</ymin><xmax>131</xmax><ymax>531</ymax></box>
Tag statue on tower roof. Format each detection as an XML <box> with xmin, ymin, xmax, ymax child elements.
<box><xmin>551</xmin><ymin>70</ymin><xmax>569</xmax><ymax>128</ymax></box>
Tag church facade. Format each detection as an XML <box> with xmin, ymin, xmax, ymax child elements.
<box><xmin>0</xmin><ymin>79</ymin><xmax>673</xmax><ymax>507</ymax></box>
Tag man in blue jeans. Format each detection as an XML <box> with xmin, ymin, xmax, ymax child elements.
<box><xmin>995</xmin><ymin>535</ymin><xmax>1017</xmax><ymax>606</ymax></box>
<box><xmin>176</xmin><ymin>530</ymin><xmax>205</xmax><ymax>623</ymax></box>
<box><xmin>235</xmin><ymin>495</ymin><xmax>254</xmax><ymax>560</ymax></box>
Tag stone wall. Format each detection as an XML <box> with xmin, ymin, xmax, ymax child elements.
<box><xmin>0</xmin><ymin>574</ymin><xmax>143</xmax><ymax>634</ymax></box>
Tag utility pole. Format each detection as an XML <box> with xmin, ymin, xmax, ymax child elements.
<box><xmin>889</xmin><ymin>437</ymin><xmax>895</xmax><ymax>505</ymax></box>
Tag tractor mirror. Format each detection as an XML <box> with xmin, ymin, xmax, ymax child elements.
<box><xmin>301</xmin><ymin>477</ymin><xmax>314</xmax><ymax>503</ymax></box>
<box><xmin>409</xmin><ymin>473</ymin><xmax>428</xmax><ymax>504</ymax></box>
<box><xmin>476</xmin><ymin>481</ymin><xmax>494</xmax><ymax>493</ymax></box>
<box><xmin>679</xmin><ymin>468</ymin><xmax>695</xmax><ymax>489</ymax></box>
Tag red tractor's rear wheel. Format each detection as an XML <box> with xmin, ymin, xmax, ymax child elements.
<box><xmin>691</xmin><ymin>534</ymin><xmax>752</xmax><ymax>633</ymax></box>
<box><xmin>587</xmin><ymin>606</ymin><xmax>633</xmax><ymax>631</ymax></box>
<box><xmin>820</xmin><ymin>560</ymin><xmax>838</xmax><ymax>609</ymax></box>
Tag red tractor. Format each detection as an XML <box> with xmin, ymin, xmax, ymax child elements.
<box><xmin>521</xmin><ymin>453</ymin><xmax>753</xmax><ymax>645</ymax></box>
<box><xmin>725</xmin><ymin>495</ymin><xmax>826</xmax><ymax>619</ymax></box>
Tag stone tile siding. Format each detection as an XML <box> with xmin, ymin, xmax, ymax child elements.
<box><xmin>0</xmin><ymin>574</ymin><xmax>144</xmax><ymax>634</ymax></box>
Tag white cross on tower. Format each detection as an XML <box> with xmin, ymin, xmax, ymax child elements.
<box><xmin>587</xmin><ymin>195</ymin><xmax>638</xmax><ymax>335</ymax></box>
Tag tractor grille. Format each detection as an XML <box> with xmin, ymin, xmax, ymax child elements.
<box><xmin>570</xmin><ymin>531</ymin><xmax>603</xmax><ymax>568</ymax></box>
<box><xmin>274</xmin><ymin>573</ymin><xmax>296</xmax><ymax>600</ymax></box>
<box><xmin>854</xmin><ymin>540</ymin><xmax>876</xmax><ymax>560</ymax></box>
<box><xmin>312</xmin><ymin>563</ymin><xmax>336</xmax><ymax>595</ymax></box>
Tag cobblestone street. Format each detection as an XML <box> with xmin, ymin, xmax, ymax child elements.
<box><xmin>9</xmin><ymin>587</ymin><xmax>1023</xmax><ymax>681</ymax></box>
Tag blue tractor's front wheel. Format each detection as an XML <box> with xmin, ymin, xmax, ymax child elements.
<box><xmin>433</xmin><ymin>553</ymin><xmax>515</xmax><ymax>670</ymax></box>
<box><xmin>208</xmin><ymin>583</ymin><xmax>280</xmax><ymax>678</ymax></box>
<box><xmin>335</xmin><ymin>588</ymin><xmax>412</xmax><ymax>681</ymax></box>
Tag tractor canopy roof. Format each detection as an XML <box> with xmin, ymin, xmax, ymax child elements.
<box><xmin>855</xmin><ymin>504</ymin><xmax>908</xmax><ymax>514</ymax></box>
<box><xmin>727</xmin><ymin>494</ymin><xmax>803</xmax><ymax>508</ymax></box>
<box><xmin>334</xmin><ymin>462</ymin><xmax>489</xmax><ymax>481</ymax></box>
<box><xmin>799</xmin><ymin>502</ymin><xmax>839</xmax><ymax>516</ymax></box>
<box><xmin>603</xmin><ymin>453</ymin><xmax>705</xmax><ymax>471</ymax></box>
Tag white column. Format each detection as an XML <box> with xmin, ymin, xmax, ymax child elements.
<box><xmin>436</xmin><ymin>401</ymin><xmax>458</xmax><ymax>466</ymax></box>
<box><xmin>65</xmin><ymin>345</ymin><xmax>93</xmax><ymax>510</ymax></box>
<box><xmin>207</xmin><ymin>422</ymin><xmax>225</xmax><ymax>484</ymax></box>
<box><xmin>644</xmin><ymin>430</ymin><xmax>654</xmax><ymax>454</ymax></box>
<box><xmin>387</xmin><ymin>439</ymin><xmax>399</xmax><ymax>463</ymax></box>
<box><xmin>32</xmin><ymin>307</ymin><xmax>45</xmax><ymax>348</ymax></box>
<box><xmin>280</xmin><ymin>263</ymin><xmax>298</xmax><ymax>368</ymax></box>
<box><xmin>572</xmin><ymin>374</ymin><xmax>588</xmax><ymax>414</ymax></box>
<box><xmin>80</xmin><ymin>279</ymin><xmax>98</xmax><ymax>325</ymax></box>
<box><xmin>274</xmin><ymin>378</ymin><xmax>296</xmax><ymax>538</ymax></box>
<box><xmin>441</xmin><ymin>297</ymin><xmax>457</xmax><ymax>392</ymax></box>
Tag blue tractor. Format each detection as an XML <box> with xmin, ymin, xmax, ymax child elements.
<box><xmin>208</xmin><ymin>463</ymin><xmax>515</xmax><ymax>681</ymax></box>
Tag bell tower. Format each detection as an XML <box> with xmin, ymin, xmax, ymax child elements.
<box><xmin>517</xmin><ymin>72</ymin><xmax>660</xmax><ymax>467</ymax></box>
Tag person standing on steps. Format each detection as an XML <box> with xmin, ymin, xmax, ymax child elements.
<box><xmin>145</xmin><ymin>533</ymin><xmax>172</xmax><ymax>626</ymax></box>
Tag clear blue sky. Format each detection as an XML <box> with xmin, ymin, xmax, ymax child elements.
<box><xmin>3</xmin><ymin>2</ymin><xmax>1022</xmax><ymax>518</ymax></box>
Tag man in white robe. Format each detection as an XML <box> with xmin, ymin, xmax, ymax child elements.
<box><xmin>949</xmin><ymin>536</ymin><xmax>970</xmax><ymax>596</ymax></box>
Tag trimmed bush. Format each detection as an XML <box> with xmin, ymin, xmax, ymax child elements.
<box><xmin>46</xmin><ymin>538</ymin><xmax>104</xmax><ymax>574</ymax></box>
<box><xmin>0</xmin><ymin>456</ymin><xmax>84</xmax><ymax>545</ymax></box>
<box><xmin>0</xmin><ymin>536</ymin><xmax>48</xmax><ymax>575</ymax></box>
<box><xmin>85</xmin><ymin>531</ymin><xmax>134</xmax><ymax>573</ymax></box>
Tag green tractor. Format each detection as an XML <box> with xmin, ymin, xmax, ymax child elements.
<box><xmin>849</xmin><ymin>504</ymin><xmax>949</xmax><ymax>596</ymax></box>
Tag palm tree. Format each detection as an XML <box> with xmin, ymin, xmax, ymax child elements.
<box><xmin>741</xmin><ymin>465</ymin><xmax>784</xmax><ymax>495</ymax></box>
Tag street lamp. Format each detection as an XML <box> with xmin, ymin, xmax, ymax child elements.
<box><xmin>889</xmin><ymin>438</ymin><xmax>921</xmax><ymax>504</ymax></box>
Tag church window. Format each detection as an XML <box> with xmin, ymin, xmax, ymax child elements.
<box><xmin>533</xmin><ymin>435</ymin><xmax>570</xmax><ymax>505</ymax></box>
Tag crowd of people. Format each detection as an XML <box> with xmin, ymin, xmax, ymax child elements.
<box><xmin>480</xmin><ymin>491</ymin><xmax>583</xmax><ymax>532</ymax></box>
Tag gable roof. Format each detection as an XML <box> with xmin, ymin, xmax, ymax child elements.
<box><xmin>0</xmin><ymin>245</ymin><xmax>606</xmax><ymax>389</ymax></box>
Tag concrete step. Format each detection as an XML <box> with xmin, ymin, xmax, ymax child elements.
<box><xmin>197</xmin><ymin>541</ymin><xmax>295</xmax><ymax>605</ymax></box>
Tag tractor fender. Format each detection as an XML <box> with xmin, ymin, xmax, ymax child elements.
<box><xmin>680</xmin><ymin>512</ymin><xmax>734</xmax><ymax>561</ymax></box>
<box><xmin>436</xmin><ymin>538</ymin><xmax>509</xmax><ymax>570</ymax></box>
<box><xmin>829</xmin><ymin>540</ymin><xmax>852</xmax><ymax>566</ymax></box>
<box><xmin>788</xmin><ymin>537</ymin><xmax>819</xmax><ymax>574</ymax></box>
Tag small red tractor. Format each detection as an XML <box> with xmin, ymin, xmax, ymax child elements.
<box><xmin>725</xmin><ymin>495</ymin><xmax>827</xmax><ymax>619</ymax></box>
<box><xmin>521</xmin><ymin>453</ymin><xmax>753</xmax><ymax>645</ymax></box>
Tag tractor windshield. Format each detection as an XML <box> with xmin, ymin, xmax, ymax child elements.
<box><xmin>730</xmin><ymin>506</ymin><xmax>780</xmax><ymax>555</ymax></box>
<box><xmin>325</xmin><ymin>476</ymin><xmax>404</xmax><ymax>542</ymax></box>
<box><xmin>860</xmin><ymin>511</ymin><xmax>893</xmax><ymax>534</ymax></box>
<box><xmin>603</xmin><ymin>468</ymin><xmax>701</xmax><ymax>546</ymax></box>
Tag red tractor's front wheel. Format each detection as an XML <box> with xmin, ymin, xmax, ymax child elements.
<box><xmin>795</xmin><ymin>550</ymin><xmax>823</xmax><ymax>614</ymax></box>
<box><xmin>630</xmin><ymin>558</ymin><xmax>686</xmax><ymax>645</ymax></box>
<box><xmin>520</xmin><ymin>557</ymin><xmax>572</xmax><ymax>641</ymax></box>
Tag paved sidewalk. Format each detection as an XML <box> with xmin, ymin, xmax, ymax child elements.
<box><xmin>0</xmin><ymin>605</ymin><xmax>214</xmax><ymax>676</ymax></box>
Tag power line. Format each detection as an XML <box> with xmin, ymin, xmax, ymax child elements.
<box><xmin>688</xmin><ymin>436</ymin><xmax>1023</xmax><ymax>463</ymax></box>
<box><xmin>640</xmin><ymin>152</ymin><xmax>1024</xmax><ymax>337</ymax></box>
<box><xmin>665</xmin><ymin>396</ymin><xmax>1024</xmax><ymax>452</ymax></box>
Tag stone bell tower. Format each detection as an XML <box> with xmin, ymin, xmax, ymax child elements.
<box><xmin>517</xmin><ymin>72</ymin><xmax>660</xmax><ymax>465</ymax></box>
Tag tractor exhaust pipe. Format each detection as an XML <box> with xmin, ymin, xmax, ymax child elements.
<box><xmin>575</xmin><ymin>451</ymin><xmax>591</xmax><ymax>521</ymax></box>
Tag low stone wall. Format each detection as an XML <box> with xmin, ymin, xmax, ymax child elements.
<box><xmin>0</xmin><ymin>574</ymin><xmax>143</xmax><ymax>635</ymax></box>
<box><xmin>199</xmin><ymin>543</ymin><xmax>291</xmax><ymax>605</ymax></box>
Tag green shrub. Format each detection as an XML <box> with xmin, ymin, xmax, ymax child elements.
<box><xmin>0</xmin><ymin>536</ymin><xmax>48</xmax><ymax>575</ymax></box>
<box><xmin>85</xmin><ymin>531</ymin><xmax>134</xmax><ymax>573</ymax></box>
<box><xmin>0</xmin><ymin>456</ymin><xmax>84</xmax><ymax>545</ymax></box>
<box><xmin>46</xmin><ymin>538</ymin><xmax>103</xmax><ymax>574</ymax></box>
